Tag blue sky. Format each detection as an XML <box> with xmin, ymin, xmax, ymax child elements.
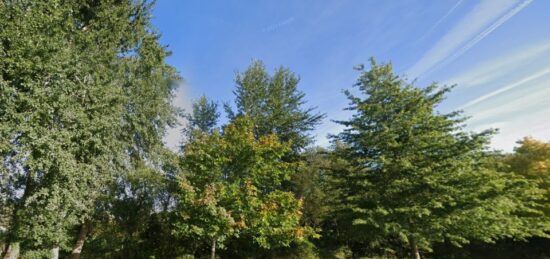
<box><xmin>155</xmin><ymin>0</ymin><xmax>550</xmax><ymax>152</ymax></box>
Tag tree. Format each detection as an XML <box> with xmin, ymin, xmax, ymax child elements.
<box><xmin>175</xmin><ymin>117</ymin><xmax>313</xmax><ymax>258</ymax></box>
<box><xmin>225</xmin><ymin>60</ymin><xmax>325</xmax><ymax>152</ymax></box>
<box><xmin>0</xmin><ymin>1</ymin><xmax>179</xmax><ymax>258</ymax></box>
<box><xmin>505</xmin><ymin>137</ymin><xmax>550</xmax><ymax>219</ymax></box>
<box><xmin>82</xmin><ymin>155</ymin><xmax>182</xmax><ymax>259</ymax></box>
<box><xmin>183</xmin><ymin>95</ymin><xmax>220</xmax><ymax>139</ymax></box>
<box><xmin>291</xmin><ymin>147</ymin><xmax>331</xmax><ymax>229</ymax></box>
<box><xmin>331</xmin><ymin>59</ymin><xmax>547</xmax><ymax>258</ymax></box>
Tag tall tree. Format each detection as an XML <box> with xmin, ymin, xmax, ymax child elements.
<box><xmin>226</xmin><ymin>60</ymin><xmax>325</xmax><ymax>152</ymax></box>
<box><xmin>0</xmin><ymin>1</ymin><xmax>179</xmax><ymax>258</ymax></box>
<box><xmin>175</xmin><ymin>117</ymin><xmax>313</xmax><ymax>258</ymax></box>
<box><xmin>331</xmin><ymin>59</ymin><xmax>547</xmax><ymax>258</ymax></box>
<box><xmin>183</xmin><ymin>95</ymin><xmax>220</xmax><ymax>139</ymax></box>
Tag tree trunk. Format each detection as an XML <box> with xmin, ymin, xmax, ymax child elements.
<box><xmin>2</xmin><ymin>175</ymin><xmax>32</xmax><ymax>259</ymax></box>
<box><xmin>51</xmin><ymin>244</ymin><xmax>59</xmax><ymax>259</ymax></box>
<box><xmin>2</xmin><ymin>242</ymin><xmax>19</xmax><ymax>259</ymax></box>
<box><xmin>210</xmin><ymin>239</ymin><xmax>216</xmax><ymax>259</ymax></box>
<box><xmin>70</xmin><ymin>222</ymin><xmax>90</xmax><ymax>259</ymax></box>
<box><xmin>410</xmin><ymin>236</ymin><xmax>421</xmax><ymax>259</ymax></box>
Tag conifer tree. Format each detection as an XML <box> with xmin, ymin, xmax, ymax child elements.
<box><xmin>183</xmin><ymin>95</ymin><xmax>220</xmax><ymax>140</ymax></box>
<box><xmin>331</xmin><ymin>59</ymin><xmax>547</xmax><ymax>258</ymax></box>
<box><xmin>226</xmin><ymin>61</ymin><xmax>324</xmax><ymax>152</ymax></box>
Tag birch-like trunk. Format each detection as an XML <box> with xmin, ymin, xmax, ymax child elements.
<box><xmin>2</xmin><ymin>242</ymin><xmax>19</xmax><ymax>259</ymax></box>
<box><xmin>70</xmin><ymin>222</ymin><xmax>90</xmax><ymax>259</ymax></box>
<box><xmin>210</xmin><ymin>239</ymin><xmax>216</xmax><ymax>259</ymax></box>
<box><xmin>51</xmin><ymin>244</ymin><xmax>59</xmax><ymax>259</ymax></box>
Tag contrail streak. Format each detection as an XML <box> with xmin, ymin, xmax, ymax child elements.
<box><xmin>416</xmin><ymin>0</ymin><xmax>464</xmax><ymax>43</ymax></box>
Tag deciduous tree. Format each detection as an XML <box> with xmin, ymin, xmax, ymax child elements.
<box><xmin>0</xmin><ymin>1</ymin><xmax>179</xmax><ymax>258</ymax></box>
<box><xmin>176</xmin><ymin>117</ymin><xmax>312</xmax><ymax>258</ymax></box>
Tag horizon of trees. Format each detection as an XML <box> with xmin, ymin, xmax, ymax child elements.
<box><xmin>1</xmin><ymin>1</ymin><xmax>549</xmax><ymax>259</ymax></box>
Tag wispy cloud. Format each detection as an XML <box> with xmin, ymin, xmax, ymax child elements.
<box><xmin>441</xmin><ymin>38</ymin><xmax>550</xmax><ymax>152</ymax></box>
<box><xmin>416</xmin><ymin>0</ymin><xmax>464</xmax><ymax>43</ymax></box>
<box><xmin>445</xmin><ymin>41</ymin><xmax>550</xmax><ymax>88</ymax></box>
<box><xmin>459</xmin><ymin>66</ymin><xmax>550</xmax><ymax>109</ymax></box>
<box><xmin>262</xmin><ymin>17</ymin><xmax>296</xmax><ymax>33</ymax></box>
<box><xmin>406</xmin><ymin>0</ymin><xmax>533</xmax><ymax>79</ymax></box>
<box><xmin>445</xmin><ymin>0</ymin><xmax>533</xmax><ymax>68</ymax></box>
<box><xmin>472</xmin><ymin>108</ymin><xmax>550</xmax><ymax>152</ymax></box>
<box><xmin>465</xmin><ymin>77</ymin><xmax>550</xmax><ymax>124</ymax></box>
<box><xmin>164</xmin><ymin>82</ymin><xmax>193</xmax><ymax>152</ymax></box>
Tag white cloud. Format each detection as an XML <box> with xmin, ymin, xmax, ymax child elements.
<box><xmin>163</xmin><ymin>82</ymin><xmax>192</xmax><ymax>152</ymax></box>
<box><xmin>466</xmin><ymin>77</ymin><xmax>550</xmax><ymax>122</ymax></box>
<box><xmin>314</xmin><ymin>122</ymin><xmax>346</xmax><ymax>148</ymax></box>
<box><xmin>416</xmin><ymin>0</ymin><xmax>464</xmax><ymax>43</ymax></box>
<box><xmin>406</xmin><ymin>0</ymin><xmax>532</xmax><ymax>79</ymax></box>
<box><xmin>444</xmin><ymin>41</ymin><xmax>550</xmax><ymax>88</ymax></box>
<box><xmin>463</xmin><ymin>74</ymin><xmax>550</xmax><ymax>152</ymax></box>
<box><xmin>442</xmin><ymin>39</ymin><xmax>550</xmax><ymax>152</ymax></box>
<box><xmin>459</xmin><ymin>66</ymin><xmax>550</xmax><ymax>109</ymax></box>
<box><xmin>477</xmin><ymin>110</ymin><xmax>550</xmax><ymax>152</ymax></box>
<box><xmin>262</xmin><ymin>17</ymin><xmax>296</xmax><ymax>33</ymax></box>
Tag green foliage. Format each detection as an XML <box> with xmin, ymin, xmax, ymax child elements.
<box><xmin>330</xmin><ymin>59</ymin><xmax>547</xmax><ymax>257</ymax></box>
<box><xmin>505</xmin><ymin>137</ymin><xmax>550</xmax><ymax>191</ymax></box>
<box><xmin>0</xmin><ymin>0</ymin><xmax>547</xmax><ymax>256</ymax></box>
<box><xmin>184</xmin><ymin>95</ymin><xmax>220</xmax><ymax>138</ymax></box>
<box><xmin>176</xmin><ymin>117</ymin><xmax>313</xmax><ymax>257</ymax></box>
<box><xmin>504</xmin><ymin>138</ymin><xmax>550</xmax><ymax>226</ymax></box>
<box><xmin>0</xmin><ymin>0</ymin><xmax>179</xmax><ymax>256</ymax></box>
<box><xmin>291</xmin><ymin>148</ymin><xmax>331</xmax><ymax>228</ymax></box>
<box><xmin>225</xmin><ymin>60</ymin><xmax>325</xmax><ymax>152</ymax></box>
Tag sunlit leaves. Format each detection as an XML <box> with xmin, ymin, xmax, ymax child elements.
<box><xmin>176</xmin><ymin>117</ymin><xmax>311</xmax><ymax>252</ymax></box>
<box><xmin>330</xmin><ymin>59</ymin><xmax>547</xmax><ymax>256</ymax></box>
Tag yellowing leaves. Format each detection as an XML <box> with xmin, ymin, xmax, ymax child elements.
<box><xmin>176</xmin><ymin>116</ymin><xmax>311</xmax><ymax>250</ymax></box>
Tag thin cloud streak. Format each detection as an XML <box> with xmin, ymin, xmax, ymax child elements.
<box><xmin>466</xmin><ymin>79</ymin><xmax>550</xmax><ymax>124</ymax></box>
<box><xmin>416</xmin><ymin>0</ymin><xmax>463</xmax><ymax>43</ymax></box>
<box><xmin>262</xmin><ymin>17</ymin><xmax>295</xmax><ymax>33</ymax></box>
<box><xmin>445</xmin><ymin>41</ymin><xmax>550</xmax><ymax>88</ymax></box>
<box><xmin>444</xmin><ymin>0</ymin><xmax>533</xmax><ymax>70</ymax></box>
<box><xmin>406</xmin><ymin>0</ymin><xmax>532</xmax><ymax>79</ymax></box>
<box><xmin>459</xmin><ymin>66</ymin><xmax>550</xmax><ymax>109</ymax></box>
<box><xmin>462</xmin><ymin>72</ymin><xmax>550</xmax><ymax>152</ymax></box>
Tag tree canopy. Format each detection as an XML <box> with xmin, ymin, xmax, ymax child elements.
<box><xmin>330</xmin><ymin>59</ymin><xmax>547</xmax><ymax>258</ymax></box>
<box><xmin>176</xmin><ymin>117</ymin><xmax>313</xmax><ymax>258</ymax></box>
<box><xmin>226</xmin><ymin>60</ymin><xmax>325</xmax><ymax>152</ymax></box>
<box><xmin>183</xmin><ymin>95</ymin><xmax>220</xmax><ymax>138</ymax></box>
<box><xmin>0</xmin><ymin>1</ymin><xmax>178</xmax><ymax>258</ymax></box>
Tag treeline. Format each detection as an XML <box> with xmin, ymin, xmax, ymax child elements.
<box><xmin>0</xmin><ymin>1</ymin><xmax>548</xmax><ymax>259</ymax></box>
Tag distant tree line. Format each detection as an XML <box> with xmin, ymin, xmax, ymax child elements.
<box><xmin>0</xmin><ymin>1</ymin><xmax>548</xmax><ymax>259</ymax></box>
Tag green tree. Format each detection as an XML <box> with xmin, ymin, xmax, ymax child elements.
<box><xmin>291</xmin><ymin>147</ymin><xmax>331</xmax><ymax>229</ymax></box>
<box><xmin>225</xmin><ymin>60</ymin><xmax>325</xmax><ymax>152</ymax></box>
<box><xmin>176</xmin><ymin>117</ymin><xmax>312</xmax><ymax>258</ymax></box>
<box><xmin>331</xmin><ymin>59</ymin><xmax>547</xmax><ymax>258</ymax></box>
<box><xmin>505</xmin><ymin>137</ymin><xmax>550</xmax><ymax>219</ymax></box>
<box><xmin>0</xmin><ymin>1</ymin><xmax>179</xmax><ymax>258</ymax></box>
<box><xmin>222</xmin><ymin>61</ymin><xmax>325</xmax><ymax>257</ymax></box>
<box><xmin>82</xmin><ymin>154</ymin><xmax>183</xmax><ymax>259</ymax></box>
<box><xmin>183</xmin><ymin>95</ymin><xmax>220</xmax><ymax>140</ymax></box>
